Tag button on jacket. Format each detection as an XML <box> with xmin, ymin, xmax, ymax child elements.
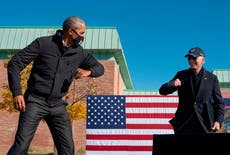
<box><xmin>8</xmin><ymin>30</ymin><xmax>104</xmax><ymax>99</ymax></box>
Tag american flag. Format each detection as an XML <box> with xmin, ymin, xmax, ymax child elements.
<box><xmin>86</xmin><ymin>95</ymin><xmax>178</xmax><ymax>155</ymax></box>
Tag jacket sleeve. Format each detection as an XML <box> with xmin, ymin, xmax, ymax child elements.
<box><xmin>159</xmin><ymin>73</ymin><xmax>178</xmax><ymax>95</ymax></box>
<box><xmin>80</xmin><ymin>51</ymin><xmax>104</xmax><ymax>77</ymax></box>
<box><xmin>212</xmin><ymin>75</ymin><xmax>225</xmax><ymax>124</ymax></box>
<box><xmin>7</xmin><ymin>39</ymin><xmax>40</xmax><ymax>97</ymax></box>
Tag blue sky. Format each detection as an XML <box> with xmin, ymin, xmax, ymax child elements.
<box><xmin>1</xmin><ymin>0</ymin><xmax>230</xmax><ymax>90</ymax></box>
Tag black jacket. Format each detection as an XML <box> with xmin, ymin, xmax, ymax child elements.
<box><xmin>8</xmin><ymin>30</ymin><xmax>104</xmax><ymax>98</ymax></box>
<box><xmin>159</xmin><ymin>68</ymin><xmax>225</xmax><ymax>133</ymax></box>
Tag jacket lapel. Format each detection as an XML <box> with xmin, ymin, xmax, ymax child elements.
<box><xmin>189</xmin><ymin>71</ymin><xmax>195</xmax><ymax>99</ymax></box>
<box><xmin>196</xmin><ymin>69</ymin><xmax>208</xmax><ymax>100</ymax></box>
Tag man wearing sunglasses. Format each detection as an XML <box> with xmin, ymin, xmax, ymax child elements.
<box><xmin>7</xmin><ymin>16</ymin><xmax>104</xmax><ymax>155</ymax></box>
<box><xmin>159</xmin><ymin>47</ymin><xmax>225</xmax><ymax>134</ymax></box>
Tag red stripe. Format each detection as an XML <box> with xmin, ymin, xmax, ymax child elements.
<box><xmin>86</xmin><ymin>145</ymin><xmax>152</xmax><ymax>151</ymax></box>
<box><xmin>126</xmin><ymin>103</ymin><xmax>178</xmax><ymax>108</ymax></box>
<box><xmin>86</xmin><ymin>134</ymin><xmax>153</xmax><ymax>140</ymax></box>
<box><xmin>126</xmin><ymin>113</ymin><xmax>175</xmax><ymax>118</ymax></box>
<box><xmin>126</xmin><ymin>124</ymin><xmax>173</xmax><ymax>129</ymax></box>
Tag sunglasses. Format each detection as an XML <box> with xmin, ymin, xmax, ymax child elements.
<box><xmin>187</xmin><ymin>56</ymin><xmax>197</xmax><ymax>61</ymax></box>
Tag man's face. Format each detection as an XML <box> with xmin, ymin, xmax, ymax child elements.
<box><xmin>68</xmin><ymin>23</ymin><xmax>86</xmax><ymax>46</ymax></box>
<box><xmin>187</xmin><ymin>56</ymin><xmax>205</xmax><ymax>71</ymax></box>
<box><xmin>71</xmin><ymin>24</ymin><xmax>86</xmax><ymax>40</ymax></box>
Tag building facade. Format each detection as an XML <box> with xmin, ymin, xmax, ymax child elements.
<box><xmin>0</xmin><ymin>27</ymin><xmax>229</xmax><ymax>154</ymax></box>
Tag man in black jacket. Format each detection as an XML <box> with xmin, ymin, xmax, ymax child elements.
<box><xmin>7</xmin><ymin>16</ymin><xmax>104</xmax><ymax>155</ymax></box>
<box><xmin>159</xmin><ymin>47</ymin><xmax>225</xmax><ymax>134</ymax></box>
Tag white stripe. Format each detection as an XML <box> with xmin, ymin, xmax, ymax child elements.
<box><xmin>126</xmin><ymin>97</ymin><xmax>178</xmax><ymax>103</ymax></box>
<box><xmin>126</xmin><ymin>107</ymin><xmax>177</xmax><ymax>113</ymax></box>
<box><xmin>86</xmin><ymin>151</ymin><xmax>152</xmax><ymax>155</ymax></box>
<box><xmin>86</xmin><ymin>139</ymin><xmax>153</xmax><ymax>146</ymax></box>
<box><xmin>126</xmin><ymin>118</ymin><xmax>170</xmax><ymax>124</ymax></box>
<box><xmin>86</xmin><ymin>129</ymin><xmax>174</xmax><ymax>135</ymax></box>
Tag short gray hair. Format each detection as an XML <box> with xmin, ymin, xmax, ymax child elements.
<box><xmin>62</xmin><ymin>16</ymin><xmax>85</xmax><ymax>31</ymax></box>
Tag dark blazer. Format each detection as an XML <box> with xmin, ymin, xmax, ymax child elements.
<box><xmin>159</xmin><ymin>68</ymin><xmax>225</xmax><ymax>133</ymax></box>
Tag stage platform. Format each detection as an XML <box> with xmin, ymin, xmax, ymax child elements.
<box><xmin>153</xmin><ymin>133</ymin><xmax>230</xmax><ymax>155</ymax></box>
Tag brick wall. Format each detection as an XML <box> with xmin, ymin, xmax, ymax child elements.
<box><xmin>0</xmin><ymin>60</ymin><xmax>124</xmax><ymax>154</ymax></box>
<box><xmin>0</xmin><ymin>60</ymin><xmax>7</xmax><ymax>102</ymax></box>
<box><xmin>220</xmin><ymin>88</ymin><xmax>230</xmax><ymax>98</ymax></box>
<box><xmin>0</xmin><ymin>111</ymin><xmax>19</xmax><ymax>155</ymax></box>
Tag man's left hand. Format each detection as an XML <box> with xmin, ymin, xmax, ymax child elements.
<box><xmin>211</xmin><ymin>121</ymin><xmax>220</xmax><ymax>132</ymax></box>
<box><xmin>75</xmin><ymin>68</ymin><xmax>91</xmax><ymax>79</ymax></box>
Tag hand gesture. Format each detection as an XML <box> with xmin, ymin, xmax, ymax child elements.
<box><xmin>75</xmin><ymin>68</ymin><xmax>92</xmax><ymax>79</ymax></box>
<box><xmin>170</xmin><ymin>78</ymin><xmax>182</xmax><ymax>87</ymax></box>
<box><xmin>13</xmin><ymin>95</ymin><xmax>26</xmax><ymax>112</ymax></box>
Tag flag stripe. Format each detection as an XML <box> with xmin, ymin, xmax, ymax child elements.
<box><xmin>126</xmin><ymin>124</ymin><xmax>173</xmax><ymax>129</ymax></box>
<box><xmin>126</xmin><ymin>118</ymin><xmax>170</xmax><ymax>124</ymax></box>
<box><xmin>86</xmin><ymin>129</ymin><xmax>174</xmax><ymax>135</ymax></box>
<box><xmin>86</xmin><ymin>139</ymin><xmax>153</xmax><ymax>146</ymax></box>
<box><xmin>86</xmin><ymin>145</ymin><xmax>153</xmax><ymax>151</ymax></box>
<box><xmin>126</xmin><ymin>97</ymin><xmax>178</xmax><ymax>103</ymax></box>
<box><xmin>126</xmin><ymin>113</ymin><xmax>175</xmax><ymax>118</ymax></box>
<box><xmin>86</xmin><ymin>134</ymin><xmax>153</xmax><ymax>140</ymax></box>
<box><xmin>126</xmin><ymin>95</ymin><xmax>178</xmax><ymax>98</ymax></box>
<box><xmin>126</xmin><ymin>102</ymin><xmax>178</xmax><ymax>108</ymax></box>
<box><xmin>126</xmin><ymin>107</ymin><xmax>177</xmax><ymax>113</ymax></box>
<box><xmin>86</xmin><ymin>151</ymin><xmax>151</xmax><ymax>155</ymax></box>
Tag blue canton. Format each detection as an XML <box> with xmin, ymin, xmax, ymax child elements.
<box><xmin>87</xmin><ymin>95</ymin><xmax>126</xmax><ymax>129</ymax></box>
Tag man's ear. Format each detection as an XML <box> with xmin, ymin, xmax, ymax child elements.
<box><xmin>69</xmin><ymin>28</ymin><xmax>73</xmax><ymax>35</ymax></box>
<box><xmin>202</xmin><ymin>57</ymin><xmax>205</xmax><ymax>64</ymax></box>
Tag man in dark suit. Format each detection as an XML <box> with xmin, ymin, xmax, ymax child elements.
<box><xmin>159</xmin><ymin>47</ymin><xmax>225</xmax><ymax>134</ymax></box>
<box><xmin>7</xmin><ymin>16</ymin><xmax>104</xmax><ymax>155</ymax></box>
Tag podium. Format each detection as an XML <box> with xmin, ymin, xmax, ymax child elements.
<box><xmin>153</xmin><ymin>133</ymin><xmax>230</xmax><ymax>155</ymax></box>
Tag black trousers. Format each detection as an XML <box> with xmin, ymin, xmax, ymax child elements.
<box><xmin>7</xmin><ymin>94</ymin><xmax>74</xmax><ymax>155</ymax></box>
